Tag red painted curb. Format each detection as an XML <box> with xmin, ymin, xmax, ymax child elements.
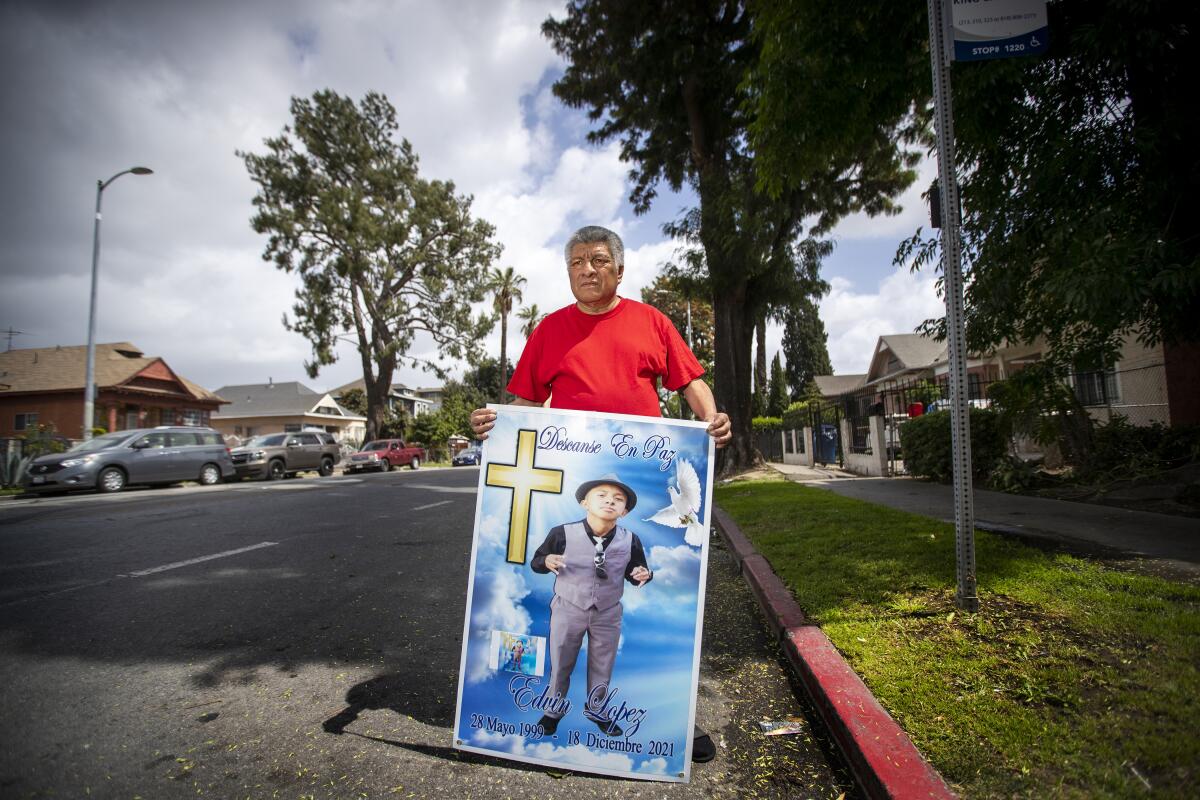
<box><xmin>712</xmin><ymin>505</ymin><xmax>756</xmax><ymax>566</ymax></box>
<box><xmin>712</xmin><ymin>503</ymin><xmax>957</xmax><ymax>800</ymax></box>
<box><xmin>784</xmin><ymin>626</ymin><xmax>956</xmax><ymax>800</ymax></box>
<box><xmin>741</xmin><ymin>554</ymin><xmax>809</xmax><ymax>635</ymax></box>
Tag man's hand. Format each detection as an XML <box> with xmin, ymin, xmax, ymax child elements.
<box><xmin>681</xmin><ymin>380</ymin><xmax>732</xmax><ymax>449</ymax></box>
<box><xmin>544</xmin><ymin>554</ymin><xmax>565</xmax><ymax>574</ymax></box>
<box><xmin>630</xmin><ymin>566</ymin><xmax>652</xmax><ymax>586</ymax></box>
<box><xmin>470</xmin><ymin>407</ymin><xmax>496</xmax><ymax>440</ymax></box>
<box><xmin>705</xmin><ymin>412</ymin><xmax>732</xmax><ymax>449</ymax></box>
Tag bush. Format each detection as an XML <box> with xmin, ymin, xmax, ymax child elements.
<box><xmin>1088</xmin><ymin>417</ymin><xmax>1200</xmax><ymax>478</ymax></box>
<box><xmin>899</xmin><ymin>409</ymin><xmax>1006</xmax><ymax>482</ymax></box>
<box><xmin>752</xmin><ymin>416</ymin><xmax>782</xmax><ymax>433</ymax></box>
<box><xmin>781</xmin><ymin>401</ymin><xmax>810</xmax><ymax>430</ymax></box>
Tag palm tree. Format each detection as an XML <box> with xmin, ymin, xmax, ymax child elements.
<box><xmin>517</xmin><ymin>303</ymin><xmax>544</xmax><ymax>340</ymax></box>
<box><xmin>488</xmin><ymin>266</ymin><xmax>526</xmax><ymax>402</ymax></box>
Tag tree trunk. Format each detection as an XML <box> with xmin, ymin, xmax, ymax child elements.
<box><xmin>365</xmin><ymin>361</ymin><xmax>395</xmax><ymax>443</ymax></box>
<box><xmin>711</xmin><ymin>283</ymin><xmax>757</xmax><ymax>475</ymax></box>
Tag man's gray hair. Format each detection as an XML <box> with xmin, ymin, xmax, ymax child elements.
<box><xmin>564</xmin><ymin>225</ymin><xmax>624</xmax><ymax>269</ymax></box>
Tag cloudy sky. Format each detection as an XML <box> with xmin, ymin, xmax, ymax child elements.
<box><xmin>0</xmin><ymin>0</ymin><xmax>942</xmax><ymax>394</ymax></box>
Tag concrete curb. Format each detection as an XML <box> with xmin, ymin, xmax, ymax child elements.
<box><xmin>712</xmin><ymin>503</ymin><xmax>957</xmax><ymax>800</ymax></box>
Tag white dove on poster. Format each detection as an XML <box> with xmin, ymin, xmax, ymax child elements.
<box><xmin>645</xmin><ymin>459</ymin><xmax>707</xmax><ymax>546</ymax></box>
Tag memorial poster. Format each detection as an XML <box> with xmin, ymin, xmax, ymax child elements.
<box><xmin>453</xmin><ymin>404</ymin><xmax>715</xmax><ymax>782</ymax></box>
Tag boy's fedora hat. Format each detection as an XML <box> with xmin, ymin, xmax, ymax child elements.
<box><xmin>575</xmin><ymin>473</ymin><xmax>637</xmax><ymax>511</ymax></box>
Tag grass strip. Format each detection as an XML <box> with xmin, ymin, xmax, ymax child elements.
<box><xmin>716</xmin><ymin>476</ymin><xmax>1199</xmax><ymax>799</ymax></box>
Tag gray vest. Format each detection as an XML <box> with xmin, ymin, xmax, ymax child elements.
<box><xmin>553</xmin><ymin>522</ymin><xmax>632</xmax><ymax>611</ymax></box>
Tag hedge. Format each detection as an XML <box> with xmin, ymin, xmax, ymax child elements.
<box><xmin>899</xmin><ymin>408</ymin><xmax>1006</xmax><ymax>482</ymax></box>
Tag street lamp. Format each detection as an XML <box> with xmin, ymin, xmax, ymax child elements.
<box><xmin>83</xmin><ymin>166</ymin><xmax>153</xmax><ymax>440</ymax></box>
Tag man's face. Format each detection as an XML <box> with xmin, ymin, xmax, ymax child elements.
<box><xmin>568</xmin><ymin>242</ymin><xmax>623</xmax><ymax>306</ymax></box>
<box><xmin>579</xmin><ymin>484</ymin><xmax>629</xmax><ymax>520</ymax></box>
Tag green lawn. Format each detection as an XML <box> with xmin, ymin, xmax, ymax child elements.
<box><xmin>716</xmin><ymin>476</ymin><xmax>1199</xmax><ymax>799</ymax></box>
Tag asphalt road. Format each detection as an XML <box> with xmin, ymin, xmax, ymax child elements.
<box><xmin>0</xmin><ymin>468</ymin><xmax>854</xmax><ymax>799</ymax></box>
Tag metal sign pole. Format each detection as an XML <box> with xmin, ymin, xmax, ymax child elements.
<box><xmin>927</xmin><ymin>0</ymin><xmax>979</xmax><ymax>611</ymax></box>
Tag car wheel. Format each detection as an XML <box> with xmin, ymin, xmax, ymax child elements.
<box><xmin>199</xmin><ymin>463</ymin><xmax>222</xmax><ymax>486</ymax></box>
<box><xmin>381</xmin><ymin>459</ymin><xmax>392</xmax><ymax>472</ymax></box>
<box><xmin>319</xmin><ymin>457</ymin><xmax>335</xmax><ymax>477</ymax></box>
<box><xmin>97</xmin><ymin>466</ymin><xmax>126</xmax><ymax>494</ymax></box>
<box><xmin>267</xmin><ymin>459</ymin><xmax>286</xmax><ymax>481</ymax></box>
<box><xmin>409</xmin><ymin>456</ymin><xmax>420</xmax><ymax>470</ymax></box>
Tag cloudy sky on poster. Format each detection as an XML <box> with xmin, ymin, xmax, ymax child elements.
<box><xmin>0</xmin><ymin>1</ymin><xmax>942</xmax><ymax>392</ymax></box>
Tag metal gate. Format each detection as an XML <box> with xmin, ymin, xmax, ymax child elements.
<box><xmin>809</xmin><ymin>404</ymin><xmax>842</xmax><ymax>466</ymax></box>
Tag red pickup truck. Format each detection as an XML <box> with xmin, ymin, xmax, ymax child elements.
<box><xmin>344</xmin><ymin>439</ymin><xmax>427</xmax><ymax>473</ymax></box>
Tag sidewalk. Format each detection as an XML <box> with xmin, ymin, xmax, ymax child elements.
<box><xmin>768</xmin><ymin>462</ymin><xmax>1200</xmax><ymax>580</ymax></box>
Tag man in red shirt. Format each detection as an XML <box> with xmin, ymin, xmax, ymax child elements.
<box><xmin>470</xmin><ymin>224</ymin><xmax>730</xmax><ymax>762</ymax></box>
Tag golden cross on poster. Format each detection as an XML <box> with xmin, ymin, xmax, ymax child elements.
<box><xmin>485</xmin><ymin>428</ymin><xmax>564</xmax><ymax>564</ymax></box>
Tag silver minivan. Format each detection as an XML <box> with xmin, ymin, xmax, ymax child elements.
<box><xmin>22</xmin><ymin>426</ymin><xmax>235</xmax><ymax>494</ymax></box>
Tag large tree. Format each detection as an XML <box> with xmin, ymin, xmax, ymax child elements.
<box><xmin>487</xmin><ymin>266</ymin><xmax>526</xmax><ymax>403</ymax></box>
<box><xmin>897</xmin><ymin>2</ymin><xmax>1200</xmax><ymax>366</ymax></box>
<box><xmin>544</xmin><ymin>3</ymin><xmax>917</xmax><ymax>471</ymax></box>
<box><xmin>782</xmin><ymin>297</ymin><xmax>833</xmax><ymax>401</ymax></box>
<box><xmin>239</xmin><ymin>90</ymin><xmax>500</xmax><ymax>441</ymax></box>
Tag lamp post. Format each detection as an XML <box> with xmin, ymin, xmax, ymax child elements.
<box><xmin>83</xmin><ymin>166</ymin><xmax>153</xmax><ymax>441</ymax></box>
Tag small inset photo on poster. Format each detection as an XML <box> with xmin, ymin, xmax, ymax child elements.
<box><xmin>488</xmin><ymin>630</ymin><xmax>546</xmax><ymax>677</ymax></box>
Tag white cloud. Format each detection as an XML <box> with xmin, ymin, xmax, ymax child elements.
<box><xmin>765</xmin><ymin>262</ymin><xmax>943</xmax><ymax>378</ymax></box>
<box><xmin>822</xmin><ymin>156</ymin><xmax>939</xmax><ymax>241</ymax></box>
<box><xmin>466</xmin><ymin>513</ymin><xmax>533</xmax><ymax>684</ymax></box>
<box><xmin>470</xmin><ymin>729</ymin><xmax>638</xmax><ymax>772</ymax></box>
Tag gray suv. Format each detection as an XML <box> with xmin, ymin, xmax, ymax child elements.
<box><xmin>23</xmin><ymin>426</ymin><xmax>235</xmax><ymax>494</ymax></box>
<box><xmin>229</xmin><ymin>431</ymin><xmax>341</xmax><ymax>480</ymax></box>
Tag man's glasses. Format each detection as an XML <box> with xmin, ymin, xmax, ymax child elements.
<box><xmin>593</xmin><ymin>538</ymin><xmax>607</xmax><ymax>580</ymax></box>
<box><xmin>569</xmin><ymin>255</ymin><xmax>615</xmax><ymax>271</ymax></box>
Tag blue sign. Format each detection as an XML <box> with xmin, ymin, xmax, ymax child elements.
<box><xmin>453</xmin><ymin>405</ymin><xmax>715</xmax><ymax>782</ymax></box>
<box><xmin>951</xmin><ymin>0</ymin><xmax>1048</xmax><ymax>62</ymax></box>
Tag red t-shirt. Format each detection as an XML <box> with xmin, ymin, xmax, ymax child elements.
<box><xmin>507</xmin><ymin>298</ymin><xmax>704</xmax><ymax>417</ymax></box>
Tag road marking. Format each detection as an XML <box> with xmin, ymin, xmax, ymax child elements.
<box><xmin>412</xmin><ymin>500</ymin><xmax>454</xmax><ymax>511</ymax></box>
<box><xmin>401</xmin><ymin>484</ymin><xmax>477</xmax><ymax>494</ymax></box>
<box><xmin>123</xmin><ymin>541</ymin><xmax>279</xmax><ymax>578</ymax></box>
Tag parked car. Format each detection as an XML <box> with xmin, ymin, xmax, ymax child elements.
<box><xmin>452</xmin><ymin>446</ymin><xmax>482</xmax><ymax>466</ymax></box>
<box><xmin>229</xmin><ymin>431</ymin><xmax>341</xmax><ymax>480</ymax></box>
<box><xmin>344</xmin><ymin>439</ymin><xmax>426</xmax><ymax>472</ymax></box>
<box><xmin>22</xmin><ymin>426</ymin><xmax>234</xmax><ymax>495</ymax></box>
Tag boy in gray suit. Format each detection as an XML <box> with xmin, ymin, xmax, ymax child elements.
<box><xmin>530</xmin><ymin>473</ymin><xmax>652</xmax><ymax>737</ymax></box>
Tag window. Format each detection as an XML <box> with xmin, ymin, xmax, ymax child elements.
<box><xmin>14</xmin><ymin>412</ymin><xmax>38</xmax><ymax>431</ymax></box>
<box><xmin>199</xmin><ymin>432</ymin><xmax>223</xmax><ymax>445</ymax></box>
<box><xmin>137</xmin><ymin>432</ymin><xmax>169</xmax><ymax>449</ymax></box>
<box><xmin>180</xmin><ymin>409</ymin><xmax>205</xmax><ymax>427</ymax></box>
<box><xmin>169</xmin><ymin>432</ymin><xmax>201</xmax><ymax>447</ymax></box>
<box><xmin>234</xmin><ymin>425</ymin><xmax>243</xmax><ymax>435</ymax></box>
<box><xmin>1073</xmin><ymin>365</ymin><xmax>1120</xmax><ymax>406</ymax></box>
<box><xmin>284</xmin><ymin>423</ymin><xmax>302</xmax><ymax>433</ymax></box>
<box><xmin>298</xmin><ymin>433</ymin><xmax>321</xmax><ymax>445</ymax></box>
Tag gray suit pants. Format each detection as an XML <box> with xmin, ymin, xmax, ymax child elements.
<box><xmin>545</xmin><ymin>594</ymin><xmax>622</xmax><ymax>721</ymax></box>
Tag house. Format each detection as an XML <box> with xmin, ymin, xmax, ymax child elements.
<box><xmin>210</xmin><ymin>381</ymin><xmax>366</xmax><ymax>445</ymax></box>
<box><xmin>803</xmin><ymin>332</ymin><xmax>1178</xmax><ymax>477</ymax></box>
<box><xmin>813</xmin><ymin>374</ymin><xmax>865</xmax><ymax>401</ymax></box>
<box><xmin>329</xmin><ymin>378</ymin><xmax>437</xmax><ymax>419</ymax></box>
<box><xmin>815</xmin><ymin>333</ymin><xmax>1176</xmax><ymax>427</ymax></box>
<box><xmin>0</xmin><ymin>342</ymin><xmax>226</xmax><ymax>439</ymax></box>
<box><xmin>413</xmin><ymin>386</ymin><xmax>444</xmax><ymax>412</ymax></box>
